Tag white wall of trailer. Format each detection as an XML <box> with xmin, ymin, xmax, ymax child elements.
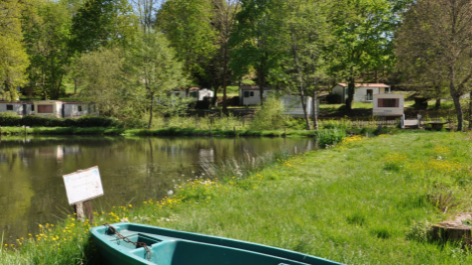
<box><xmin>239</xmin><ymin>89</ymin><xmax>273</xmax><ymax>106</ymax></box>
<box><xmin>0</xmin><ymin>101</ymin><xmax>34</xmax><ymax>116</ymax></box>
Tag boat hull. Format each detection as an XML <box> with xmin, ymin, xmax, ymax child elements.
<box><xmin>90</xmin><ymin>223</ymin><xmax>342</xmax><ymax>265</ymax></box>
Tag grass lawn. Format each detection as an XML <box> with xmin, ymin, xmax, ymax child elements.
<box><xmin>3</xmin><ymin>131</ymin><xmax>472</xmax><ymax>264</ymax></box>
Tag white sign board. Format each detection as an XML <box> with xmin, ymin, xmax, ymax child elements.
<box><xmin>63</xmin><ymin>166</ymin><xmax>104</xmax><ymax>205</ymax></box>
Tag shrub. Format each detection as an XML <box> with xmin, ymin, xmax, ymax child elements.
<box><xmin>0</xmin><ymin>112</ymin><xmax>21</xmax><ymax>126</ymax></box>
<box><xmin>249</xmin><ymin>97</ymin><xmax>287</xmax><ymax>130</ymax></box>
<box><xmin>413</xmin><ymin>97</ymin><xmax>429</xmax><ymax>109</ymax></box>
<box><xmin>326</xmin><ymin>93</ymin><xmax>343</xmax><ymax>104</ymax></box>
<box><xmin>406</xmin><ymin>220</ymin><xmax>433</xmax><ymax>242</ymax></box>
<box><xmin>316</xmin><ymin>129</ymin><xmax>346</xmax><ymax>148</ymax></box>
<box><xmin>0</xmin><ymin>115</ymin><xmax>122</xmax><ymax>128</ymax></box>
<box><xmin>74</xmin><ymin>116</ymin><xmax>121</xmax><ymax>127</ymax></box>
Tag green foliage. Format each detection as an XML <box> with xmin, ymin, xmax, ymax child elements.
<box><xmin>328</xmin><ymin>0</ymin><xmax>401</xmax><ymax>109</ymax></box>
<box><xmin>406</xmin><ymin>220</ymin><xmax>433</xmax><ymax>242</ymax></box>
<box><xmin>127</xmin><ymin>31</ymin><xmax>187</xmax><ymax>127</ymax></box>
<box><xmin>157</xmin><ymin>0</ymin><xmax>216</xmax><ymax>81</ymax></box>
<box><xmin>76</xmin><ymin>46</ymin><xmax>145</xmax><ymax>119</ymax></box>
<box><xmin>230</xmin><ymin>0</ymin><xmax>286</xmax><ymax>90</ymax></box>
<box><xmin>315</xmin><ymin>129</ymin><xmax>346</xmax><ymax>148</ymax></box>
<box><xmin>70</xmin><ymin>0</ymin><xmax>137</xmax><ymax>53</ymax></box>
<box><xmin>326</xmin><ymin>93</ymin><xmax>342</xmax><ymax>104</ymax></box>
<box><xmin>0</xmin><ymin>0</ymin><xmax>31</xmax><ymax>100</ymax></box>
<box><xmin>249</xmin><ymin>97</ymin><xmax>287</xmax><ymax>130</ymax></box>
<box><xmin>24</xmin><ymin>0</ymin><xmax>73</xmax><ymax>100</ymax></box>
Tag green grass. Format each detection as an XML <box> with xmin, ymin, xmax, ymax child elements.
<box><xmin>4</xmin><ymin>131</ymin><xmax>472</xmax><ymax>264</ymax></box>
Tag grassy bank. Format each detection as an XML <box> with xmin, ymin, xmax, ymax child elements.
<box><xmin>0</xmin><ymin>126</ymin><xmax>351</xmax><ymax>143</ymax></box>
<box><xmin>3</xmin><ymin>131</ymin><xmax>472</xmax><ymax>264</ymax></box>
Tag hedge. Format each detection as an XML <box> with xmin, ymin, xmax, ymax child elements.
<box><xmin>0</xmin><ymin>115</ymin><xmax>122</xmax><ymax>128</ymax></box>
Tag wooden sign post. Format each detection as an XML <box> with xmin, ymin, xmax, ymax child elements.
<box><xmin>63</xmin><ymin>166</ymin><xmax>104</xmax><ymax>223</ymax></box>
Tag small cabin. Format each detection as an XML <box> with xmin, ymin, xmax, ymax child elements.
<box><xmin>170</xmin><ymin>88</ymin><xmax>214</xmax><ymax>102</ymax></box>
<box><xmin>373</xmin><ymin>94</ymin><xmax>404</xmax><ymax>116</ymax></box>
<box><xmin>281</xmin><ymin>96</ymin><xmax>320</xmax><ymax>118</ymax></box>
<box><xmin>0</xmin><ymin>101</ymin><xmax>34</xmax><ymax>116</ymax></box>
<box><xmin>239</xmin><ymin>86</ymin><xmax>273</xmax><ymax>106</ymax></box>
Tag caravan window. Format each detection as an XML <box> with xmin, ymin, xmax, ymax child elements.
<box><xmin>244</xmin><ymin>91</ymin><xmax>254</xmax><ymax>97</ymax></box>
<box><xmin>78</xmin><ymin>105</ymin><xmax>83</xmax><ymax>112</ymax></box>
<box><xmin>31</xmin><ymin>105</ymin><xmax>34</xmax><ymax>111</ymax></box>
<box><xmin>38</xmin><ymin>105</ymin><xmax>53</xmax><ymax>113</ymax></box>
<box><xmin>6</xmin><ymin>105</ymin><xmax>13</xmax><ymax>111</ymax></box>
<box><xmin>378</xmin><ymin>98</ymin><xmax>399</xmax><ymax>108</ymax></box>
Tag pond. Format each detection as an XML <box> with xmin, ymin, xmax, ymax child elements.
<box><xmin>0</xmin><ymin>136</ymin><xmax>315</xmax><ymax>244</ymax></box>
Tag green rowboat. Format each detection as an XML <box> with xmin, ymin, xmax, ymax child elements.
<box><xmin>90</xmin><ymin>222</ymin><xmax>343</xmax><ymax>265</ymax></box>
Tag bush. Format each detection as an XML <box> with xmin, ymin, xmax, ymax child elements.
<box><xmin>326</xmin><ymin>93</ymin><xmax>343</xmax><ymax>104</ymax></box>
<box><xmin>316</xmin><ymin>129</ymin><xmax>346</xmax><ymax>148</ymax></box>
<box><xmin>74</xmin><ymin>116</ymin><xmax>121</xmax><ymax>127</ymax></box>
<box><xmin>0</xmin><ymin>112</ymin><xmax>21</xmax><ymax>126</ymax></box>
<box><xmin>249</xmin><ymin>97</ymin><xmax>287</xmax><ymax>130</ymax></box>
<box><xmin>0</xmin><ymin>115</ymin><xmax>122</xmax><ymax>128</ymax></box>
<box><xmin>414</xmin><ymin>97</ymin><xmax>429</xmax><ymax>109</ymax></box>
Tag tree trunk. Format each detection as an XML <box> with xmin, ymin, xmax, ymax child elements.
<box><xmin>148</xmin><ymin>92</ymin><xmax>154</xmax><ymax>129</ymax></box>
<box><xmin>290</xmin><ymin>28</ymin><xmax>311</xmax><ymax>130</ymax></box>
<box><xmin>313</xmin><ymin>89</ymin><xmax>318</xmax><ymax>130</ymax></box>
<box><xmin>74</xmin><ymin>78</ymin><xmax>78</xmax><ymax>94</ymax></box>
<box><xmin>312</xmin><ymin>54</ymin><xmax>319</xmax><ymax>130</ymax></box>
<box><xmin>451</xmin><ymin>94</ymin><xmax>463</xmax><ymax>131</ymax></box>
<box><xmin>257</xmin><ymin>64</ymin><xmax>265</xmax><ymax>106</ymax></box>
<box><xmin>211</xmin><ymin>86</ymin><xmax>219</xmax><ymax>107</ymax></box>
<box><xmin>222</xmin><ymin>48</ymin><xmax>228</xmax><ymax>113</ymax></box>
<box><xmin>435</xmin><ymin>99</ymin><xmax>441</xmax><ymax>109</ymax></box>
<box><xmin>346</xmin><ymin>74</ymin><xmax>355</xmax><ymax>111</ymax></box>
<box><xmin>469</xmin><ymin>91</ymin><xmax>472</xmax><ymax>130</ymax></box>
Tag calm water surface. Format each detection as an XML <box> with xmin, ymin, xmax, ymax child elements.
<box><xmin>0</xmin><ymin>136</ymin><xmax>315</xmax><ymax>243</ymax></box>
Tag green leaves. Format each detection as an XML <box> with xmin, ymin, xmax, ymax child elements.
<box><xmin>70</xmin><ymin>0</ymin><xmax>137</xmax><ymax>53</ymax></box>
<box><xmin>0</xmin><ymin>0</ymin><xmax>31</xmax><ymax>100</ymax></box>
<box><xmin>157</xmin><ymin>0</ymin><xmax>216</xmax><ymax>80</ymax></box>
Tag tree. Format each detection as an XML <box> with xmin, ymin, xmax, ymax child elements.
<box><xmin>0</xmin><ymin>0</ymin><xmax>31</xmax><ymax>101</ymax></box>
<box><xmin>70</xmin><ymin>0</ymin><xmax>137</xmax><ymax>53</ymax></box>
<box><xmin>328</xmin><ymin>0</ymin><xmax>401</xmax><ymax>111</ymax></box>
<box><xmin>127</xmin><ymin>31</ymin><xmax>187</xmax><ymax>128</ymax></box>
<box><xmin>156</xmin><ymin>0</ymin><xmax>216</xmax><ymax>91</ymax></box>
<box><xmin>281</xmin><ymin>0</ymin><xmax>331</xmax><ymax>130</ymax></box>
<box><xmin>396</xmin><ymin>0</ymin><xmax>472</xmax><ymax>131</ymax></box>
<box><xmin>77</xmin><ymin>46</ymin><xmax>145</xmax><ymax>118</ymax></box>
<box><xmin>229</xmin><ymin>0</ymin><xmax>286</xmax><ymax>106</ymax></box>
<box><xmin>209</xmin><ymin>0</ymin><xmax>240</xmax><ymax>111</ymax></box>
<box><xmin>24</xmin><ymin>0</ymin><xmax>72</xmax><ymax>100</ymax></box>
<box><xmin>130</xmin><ymin>0</ymin><xmax>164</xmax><ymax>32</ymax></box>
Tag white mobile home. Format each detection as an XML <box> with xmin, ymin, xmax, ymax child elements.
<box><xmin>239</xmin><ymin>86</ymin><xmax>274</xmax><ymax>106</ymax></box>
<box><xmin>373</xmin><ymin>93</ymin><xmax>404</xmax><ymax>116</ymax></box>
<box><xmin>33</xmin><ymin>100</ymin><xmax>91</xmax><ymax>118</ymax></box>
<box><xmin>0</xmin><ymin>101</ymin><xmax>34</xmax><ymax>116</ymax></box>
<box><xmin>332</xmin><ymin>83</ymin><xmax>390</xmax><ymax>103</ymax></box>
<box><xmin>281</xmin><ymin>96</ymin><xmax>320</xmax><ymax>118</ymax></box>
<box><xmin>170</xmin><ymin>87</ymin><xmax>214</xmax><ymax>102</ymax></box>
<box><xmin>62</xmin><ymin>102</ymin><xmax>91</xmax><ymax>117</ymax></box>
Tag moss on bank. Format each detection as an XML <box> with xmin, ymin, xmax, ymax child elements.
<box><xmin>4</xmin><ymin>131</ymin><xmax>471</xmax><ymax>264</ymax></box>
